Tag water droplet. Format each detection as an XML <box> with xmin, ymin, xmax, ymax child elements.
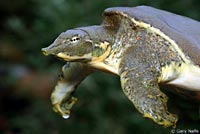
<box><xmin>62</xmin><ymin>114</ymin><xmax>70</xmax><ymax>119</ymax></box>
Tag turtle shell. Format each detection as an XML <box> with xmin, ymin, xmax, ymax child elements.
<box><xmin>103</xmin><ymin>6</ymin><xmax>200</xmax><ymax>66</ymax></box>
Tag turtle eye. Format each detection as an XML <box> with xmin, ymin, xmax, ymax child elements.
<box><xmin>70</xmin><ymin>36</ymin><xmax>81</xmax><ymax>44</ymax></box>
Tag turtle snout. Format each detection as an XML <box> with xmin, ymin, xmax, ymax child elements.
<box><xmin>41</xmin><ymin>47</ymin><xmax>51</xmax><ymax>56</ymax></box>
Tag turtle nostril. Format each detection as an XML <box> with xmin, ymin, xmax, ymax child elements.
<box><xmin>41</xmin><ymin>47</ymin><xmax>50</xmax><ymax>56</ymax></box>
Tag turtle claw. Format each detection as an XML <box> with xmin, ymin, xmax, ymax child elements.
<box><xmin>160</xmin><ymin>113</ymin><xmax>178</xmax><ymax>128</ymax></box>
<box><xmin>52</xmin><ymin>103</ymin><xmax>70</xmax><ymax>119</ymax></box>
<box><xmin>52</xmin><ymin>96</ymin><xmax>77</xmax><ymax>119</ymax></box>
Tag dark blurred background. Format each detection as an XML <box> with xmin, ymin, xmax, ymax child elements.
<box><xmin>0</xmin><ymin>0</ymin><xmax>200</xmax><ymax>134</ymax></box>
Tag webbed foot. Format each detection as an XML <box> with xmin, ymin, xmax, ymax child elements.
<box><xmin>143</xmin><ymin>109</ymin><xmax>178</xmax><ymax>128</ymax></box>
<box><xmin>142</xmin><ymin>93</ymin><xmax>178</xmax><ymax>127</ymax></box>
<box><xmin>120</xmin><ymin>70</ymin><xmax>178</xmax><ymax>127</ymax></box>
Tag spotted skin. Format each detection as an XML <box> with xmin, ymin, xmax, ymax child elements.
<box><xmin>119</xmin><ymin>46</ymin><xmax>178</xmax><ymax>127</ymax></box>
<box><xmin>120</xmin><ymin>69</ymin><xmax>178</xmax><ymax>127</ymax></box>
<box><xmin>117</xmin><ymin>24</ymin><xmax>185</xmax><ymax>127</ymax></box>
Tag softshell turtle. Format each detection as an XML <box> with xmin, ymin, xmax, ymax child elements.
<box><xmin>41</xmin><ymin>6</ymin><xmax>200</xmax><ymax>127</ymax></box>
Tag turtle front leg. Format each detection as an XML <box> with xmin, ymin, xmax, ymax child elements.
<box><xmin>119</xmin><ymin>66</ymin><xmax>178</xmax><ymax>127</ymax></box>
<box><xmin>51</xmin><ymin>62</ymin><xmax>92</xmax><ymax>118</ymax></box>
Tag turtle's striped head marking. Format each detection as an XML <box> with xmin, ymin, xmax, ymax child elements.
<box><xmin>42</xmin><ymin>29</ymin><xmax>93</xmax><ymax>62</ymax></box>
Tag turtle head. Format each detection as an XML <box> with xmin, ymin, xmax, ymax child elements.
<box><xmin>42</xmin><ymin>26</ymin><xmax>114</xmax><ymax>62</ymax></box>
<box><xmin>42</xmin><ymin>29</ymin><xmax>93</xmax><ymax>62</ymax></box>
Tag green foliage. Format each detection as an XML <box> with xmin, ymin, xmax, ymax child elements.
<box><xmin>0</xmin><ymin>0</ymin><xmax>200</xmax><ymax>134</ymax></box>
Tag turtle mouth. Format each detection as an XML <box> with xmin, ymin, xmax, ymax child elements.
<box><xmin>56</xmin><ymin>52</ymin><xmax>92</xmax><ymax>62</ymax></box>
<box><xmin>56</xmin><ymin>53</ymin><xmax>74</xmax><ymax>61</ymax></box>
<box><xmin>41</xmin><ymin>47</ymin><xmax>92</xmax><ymax>62</ymax></box>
